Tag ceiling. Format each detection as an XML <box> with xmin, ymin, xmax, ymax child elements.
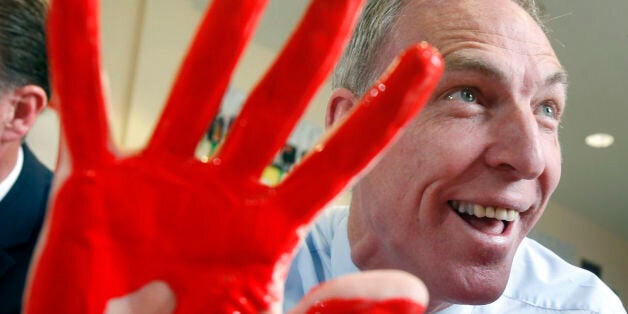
<box><xmin>242</xmin><ymin>0</ymin><xmax>628</xmax><ymax>242</ymax></box>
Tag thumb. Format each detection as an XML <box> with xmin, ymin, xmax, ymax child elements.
<box><xmin>289</xmin><ymin>270</ymin><xmax>428</xmax><ymax>314</ymax></box>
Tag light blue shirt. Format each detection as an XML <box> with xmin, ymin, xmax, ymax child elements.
<box><xmin>284</xmin><ymin>206</ymin><xmax>626</xmax><ymax>313</ymax></box>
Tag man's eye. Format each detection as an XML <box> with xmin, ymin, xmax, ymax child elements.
<box><xmin>538</xmin><ymin>102</ymin><xmax>559</xmax><ymax>119</ymax></box>
<box><xmin>446</xmin><ymin>88</ymin><xmax>478</xmax><ymax>103</ymax></box>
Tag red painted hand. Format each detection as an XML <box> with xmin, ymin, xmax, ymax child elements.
<box><xmin>24</xmin><ymin>0</ymin><xmax>442</xmax><ymax>313</ymax></box>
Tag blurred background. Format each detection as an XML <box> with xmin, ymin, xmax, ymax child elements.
<box><xmin>26</xmin><ymin>0</ymin><xmax>627</xmax><ymax>305</ymax></box>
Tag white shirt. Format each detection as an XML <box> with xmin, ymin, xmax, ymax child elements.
<box><xmin>284</xmin><ymin>206</ymin><xmax>626</xmax><ymax>313</ymax></box>
<box><xmin>0</xmin><ymin>147</ymin><xmax>23</xmax><ymax>201</ymax></box>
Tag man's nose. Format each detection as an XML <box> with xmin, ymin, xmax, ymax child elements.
<box><xmin>484</xmin><ymin>107</ymin><xmax>545</xmax><ymax>180</ymax></box>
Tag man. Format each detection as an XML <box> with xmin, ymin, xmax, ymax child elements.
<box><xmin>0</xmin><ymin>0</ymin><xmax>52</xmax><ymax>313</ymax></box>
<box><xmin>285</xmin><ymin>0</ymin><xmax>626</xmax><ymax>312</ymax></box>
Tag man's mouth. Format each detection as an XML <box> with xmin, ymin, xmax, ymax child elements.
<box><xmin>448</xmin><ymin>200</ymin><xmax>519</xmax><ymax>235</ymax></box>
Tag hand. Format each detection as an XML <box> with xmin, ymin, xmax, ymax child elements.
<box><xmin>24</xmin><ymin>0</ymin><xmax>442</xmax><ymax>313</ymax></box>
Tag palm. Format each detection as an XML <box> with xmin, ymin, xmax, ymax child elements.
<box><xmin>24</xmin><ymin>0</ymin><xmax>442</xmax><ymax>313</ymax></box>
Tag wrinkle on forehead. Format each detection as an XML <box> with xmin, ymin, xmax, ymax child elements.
<box><xmin>435</xmin><ymin>30</ymin><xmax>556</xmax><ymax>58</ymax></box>
<box><xmin>388</xmin><ymin>0</ymin><xmax>564</xmax><ymax>85</ymax></box>
<box><xmin>393</xmin><ymin>0</ymin><xmax>554</xmax><ymax>53</ymax></box>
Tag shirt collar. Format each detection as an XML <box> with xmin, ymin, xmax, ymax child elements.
<box><xmin>330</xmin><ymin>208</ymin><xmax>360</xmax><ymax>278</ymax></box>
<box><xmin>0</xmin><ymin>146</ymin><xmax>23</xmax><ymax>201</ymax></box>
<box><xmin>0</xmin><ymin>146</ymin><xmax>38</xmax><ymax>249</ymax></box>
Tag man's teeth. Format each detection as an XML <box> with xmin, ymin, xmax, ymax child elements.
<box><xmin>450</xmin><ymin>201</ymin><xmax>519</xmax><ymax>222</ymax></box>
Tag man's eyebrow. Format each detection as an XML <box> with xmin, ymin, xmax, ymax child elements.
<box><xmin>445</xmin><ymin>54</ymin><xmax>569</xmax><ymax>89</ymax></box>
<box><xmin>546</xmin><ymin>70</ymin><xmax>568</xmax><ymax>88</ymax></box>
<box><xmin>444</xmin><ymin>54</ymin><xmax>507</xmax><ymax>81</ymax></box>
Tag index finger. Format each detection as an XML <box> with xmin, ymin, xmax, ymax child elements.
<box><xmin>274</xmin><ymin>44</ymin><xmax>443</xmax><ymax>226</ymax></box>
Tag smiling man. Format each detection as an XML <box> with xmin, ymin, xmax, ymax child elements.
<box><xmin>284</xmin><ymin>0</ymin><xmax>625</xmax><ymax>312</ymax></box>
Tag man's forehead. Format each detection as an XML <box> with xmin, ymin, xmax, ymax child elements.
<box><xmin>393</xmin><ymin>0</ymin><xmax>558</xmax><ymax>62</ymax></box>
<box><xmin>397</xmin><ymin>0</ymin><xmax>538</xmax><ymax>34</ymax></box>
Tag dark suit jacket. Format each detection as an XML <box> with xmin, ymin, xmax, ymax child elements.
<box><xmin>0</xmin><ymin>144</ymin><xmax>52</xmax><ymax>314</ymax></box>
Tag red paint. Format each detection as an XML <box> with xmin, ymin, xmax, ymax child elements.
<box><xmin>306</xmin><ymin>298</ymin><xmax>426</xmax><ymax>314</ymax></box>
<box><xmin>24</xmin><ymin>0</ymin><xmax>442</xmax><ymax>312</ymax></box>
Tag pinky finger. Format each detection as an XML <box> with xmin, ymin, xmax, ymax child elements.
<box><xmin>48</xmin><ymin>0</ymin><xmax>113</xmax><ymax>170</ymax></box>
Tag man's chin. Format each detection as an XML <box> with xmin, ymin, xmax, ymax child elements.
<box><xmin>427</xmin><ymin>285</ymin><xmax>506</xmax><ymax>313</ymax></box>
<box><xmin>448</xmin><ymin>252</ymin><xmax>516</xmax><ymax>305</ymax></box>
<box><xmin>427</xmin><ymin>266</ymin><xmax>511</xmax><ymax>309</ymax></box>
<box><xmin>458</xmin><ymin>290</ymin><xmax>504</xmax><ymax>306</ymax></box>
<box><xmin>445</xmin><ymin>279</ymin><xmax>508</xmax><ymax>306</ymax></box>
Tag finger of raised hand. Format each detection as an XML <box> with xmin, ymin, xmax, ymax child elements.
<box><xmin>274</xmin><ymin>44</ymin><xmax>443</xmax><ymax>225</ymax></box>
<box><xmin>290</xmin><ymin>270</ymin><xmax>428</xmax><ymax>314</ymax></box>
<box><xmin>217</xmin><ymin>0</ymin><xmax>366</xmax><ymax>179</ymax></box>
<box><xmin>146</xmin><ymin>0</ymin><xmax>268</xmax><ymax>158</ymax></box>
<box><xmin>48</xmin><ymin>0</ymin><xmax>113</xmax><ymax>169</ymax></box>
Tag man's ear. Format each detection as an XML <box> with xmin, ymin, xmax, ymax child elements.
<box><xmin>2</xmin><ymin>85</ymin><xmax>47</xmax><ymax>141</ymax></box>
<box><xmin>326</xmin><ymin>88</ymin><xmax>359</xmax><ymax>129</ymax></box>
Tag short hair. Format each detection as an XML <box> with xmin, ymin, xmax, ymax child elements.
<box><xmin>0</xmin><ymin>0</ymin><xmax>49</xmax><ymax>98</ymax></box>
<box><xmin>333</xmin><ymin>0</ymin><xmax>546</xmax><ymax>96</ymax></box>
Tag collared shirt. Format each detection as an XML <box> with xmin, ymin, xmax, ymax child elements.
<box><xmin>284</xmin><ymin>206</ymin><xmax>626</xmax><ymax>313</ymax></box>
<box><xmin>0</xmin><ymin>147</ymin><xmax>23</xmax><ymax>201</ymax></box>
<box><xmin>1</xmin><ymin>144</ymin><xmax>53</xmax><ymax>314</ymax></box>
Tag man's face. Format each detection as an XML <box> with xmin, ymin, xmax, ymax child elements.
<box><xmin>347</xmin><ymin>0</ymin><xmax>566</xmax><ymax>309</ymax></box>
<box><xmin>0</xmin><ymin>92</ymin><xmax>15</xmax><ymax>142</ymax></box>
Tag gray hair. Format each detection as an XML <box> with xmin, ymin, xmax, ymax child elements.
<box><xmin>332</xmin><ymin>0</ymin><xmax>546</xmax><ymax>96</ymax></box>
<box><xmin>0</xmin><ymin>0</ymin><xmax>49</xmax><ymax>97</ymax></box>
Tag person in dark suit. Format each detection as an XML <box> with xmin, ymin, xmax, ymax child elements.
<box><xmin>0</xmin><ymin>0</ymin><xmax>51</xmax><ymax>313</ymax></box>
